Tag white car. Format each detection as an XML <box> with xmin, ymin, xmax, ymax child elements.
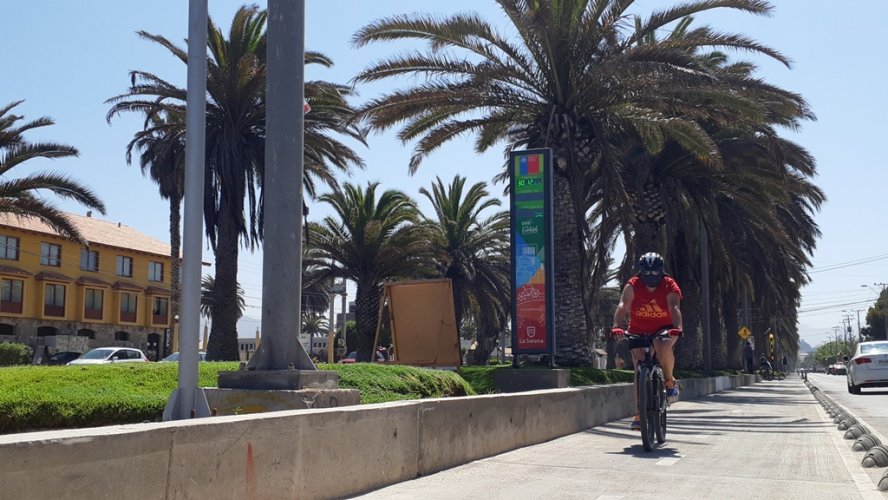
<box><xmin>846</xmin><ymin>341</ymin><xmax>888</xmax><ymax>394</ymax></box>
<box><xmin>67</xmin><ymin>347</ymin><xmax>149</xmax><ymax>365</ymax></box>
<box><xmin>160</xmin><ymin>351</ymin><xmax>206</xmax><ymax>362</ymax></box>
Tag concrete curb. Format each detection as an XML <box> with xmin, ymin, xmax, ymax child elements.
<box><xmin>0</xmin><ymin>373</ymin><xmax>758</xmax><ymax>500</ymax></box>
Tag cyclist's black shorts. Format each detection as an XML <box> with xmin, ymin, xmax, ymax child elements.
<box><xmin>627</xmin><ymin>327</ymin><xmax>674</xmax><ymax>350</ymax></box>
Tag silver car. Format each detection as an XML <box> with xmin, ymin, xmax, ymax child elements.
<box><xmin>67</xmin><ymin>347</ymin><xmax>149</xmax><ymax>365</ymax></box>
<box><xmin>847</xmin><ymin>341</ymin><xmax>888</xmax><ymax>394</ymax></box>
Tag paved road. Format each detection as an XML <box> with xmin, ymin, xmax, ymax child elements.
<box><xmin>356</xmin><ymin>377</ymin><xmax>886</xmax><ymax>499</ymax></box>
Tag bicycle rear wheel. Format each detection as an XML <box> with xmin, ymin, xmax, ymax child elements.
<box><xmin>637</xmin><ymin>365</ymin><xmax>656</xmax><ymax>452</ymax></box>
<box><xmin>653</xmin><ymin>367</ymin><xmax>667</xmax><ymax>444</ymax></box>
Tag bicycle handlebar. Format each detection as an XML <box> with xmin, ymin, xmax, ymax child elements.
<box><xmin>611</xmin><ymin>328</ymin><xmax>682</xmax><ymax>340</ymax></box>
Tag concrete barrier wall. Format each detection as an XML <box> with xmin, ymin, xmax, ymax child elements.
<box><xmin>0</xmin><ymin>374</ymin><xmax>758</xmax><ymax>500</ymax></box>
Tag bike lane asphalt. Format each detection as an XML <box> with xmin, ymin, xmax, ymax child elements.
<box><xmin>356</xmin><ymin>378</ymin><xmax>886</xmax><ymax>499</ymax></box>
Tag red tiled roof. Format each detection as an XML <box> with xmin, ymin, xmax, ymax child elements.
<box><xmin>112</xmin><ymin>280</ymin><xmax>145</xmax><ymax>291</ymax></box>
<box><xmin>0</xmin><ymin>265</ymin><xmax>32</xmax><ymax>277</ymax></box>
<box><xmin>34</xmin><ymin>271</ymin><xmax>74</xmax><ymax>282</ymax></box>
<box><xmin>0</xmin><ymin>212</ymin><xmax>171</xmax><ymax>258</ymax></box>
<box><xmin>77</xmin><ymin>276</ymin><xmax>110</xmax><ymax>287</ymax></box>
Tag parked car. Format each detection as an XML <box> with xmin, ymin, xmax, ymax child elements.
<box><xmin>67</xmin><ymin>347</ymin><xmax>149</xmax><ymax>365</ymax></box>
<box><xmin>847</xmin><ymin>341</ymin><xmax>888</xmax><ymax>394</ymax></box>
<box><xmin>160</xmin><ymin>351</ymin><xmax>206</xmax><ymax>362</ymax></box>
<box><xmin>47</xmin><ymin>351</ymin><xmax>82</xmax><ymax>365</ymax></box>
<box><xmin>338</xmin><ymin>351</ymin><xmax>358</xmax><ymax>364</ymax></box>
<box><xmin>827</xmin><ymin>363</ymin><xmax>847</xmax><ymax>375</ymax></box>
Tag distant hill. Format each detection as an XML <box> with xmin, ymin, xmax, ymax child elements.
<box><xmin>799</xmin><ymin>339</ymin><xmax>814</xmax><ymax>354</ymax></box>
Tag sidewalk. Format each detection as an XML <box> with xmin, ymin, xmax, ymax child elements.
<box><xmin>357</xmin><ymin>378</ymin><xmax>885</xmax><ymax>499</ymax></box>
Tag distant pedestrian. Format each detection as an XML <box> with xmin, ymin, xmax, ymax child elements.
<box><xmin>782</xmin><ymin>354</ymin><xmax>788</xmax><ymax>372</ymax></box>
<box><xmin>744</xmin><ymin>341</ymin><xmax>754</xmax><ymax>373</ymax></box>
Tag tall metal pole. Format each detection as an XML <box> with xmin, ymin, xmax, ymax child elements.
<box><xmin>247</xmin><ymin>0</ymin><xmax>313</xmax><ymax>370</ymax></box>
<box><xmin>327</xmin><ymin>292</ymin><xmax>336</xmax><ymax>363</ymax></box>
<box><xmin>700</xmin><ymin>217</ymin><xmax>712</xmax><ymax>375</ymax></box>
<box><xmin>164</xmin><ymin>0</ymin><xmax>210</xmax><ymax>421</ymax></box>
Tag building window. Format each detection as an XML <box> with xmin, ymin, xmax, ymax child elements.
<box><xmin>114</xmin><ymin>331</ymin><xmax>129</xmax><ymax>342</ymax></box>
<box><xmin>40</xmin><ymin>243</ymin><xmax>61</xmax><ymax>267</ymax></box>
<box><xmin>148</xmin><ymin>261</ymin><xmax>164</xmax><ymax>282</ymax></box>
<box><xmin>1</xmin><ymin>278</ymin><xmax>23</xmax><ymax>314</ymax></box>
<box><xmin>84</xmin><ymin>288</ymin><xmax>104</xmax><ymax>320</ymax></box>
<box><xmin>44</xmin><ymin>284</ymin><xmax>65</xmax><ymax>317</ymax></box>
<box><xmin>77</xmin><ymin>328</ymin><xmax>95</xmax><ymax>339</ymax></box>
<box><xmin>152</xmin><ymin>297</ymin><xmax>169</xmax><ymax>325</ymax></box>
<box><xmin>0</xmin><ymin>323</ymin><xmax>13</xmax><ymax>336</ymax></box>
<box><xmin>80</xmin><ymin>249</ymin><xmax>99</xmax><ymax>272</ymax></box>
<box><xmin>37</xmin><ymin>326</ymin><xmax>58</xmax><ymax>336</ymax></box>
<box><xmin>115</xmin><ymin>256</ymin><xmax>133</xmax><ymax>277</ymax></box>
<box><xmin>0</xmin><ymin>236</ymin><xmax>19</xmax><ymax>260</ymax></box>
<box><xmin>120</xmin><ymin>292</ymin><xmax>137</xmax><ymax>323</ymax></box>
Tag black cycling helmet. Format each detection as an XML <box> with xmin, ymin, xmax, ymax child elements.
<box><xmin>637</xmin><ymin>252</ymin><xmax>665</xmax><ymax>288</ymax></box>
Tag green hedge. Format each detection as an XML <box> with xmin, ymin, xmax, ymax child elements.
<box><xmin>0</xmin><ymin>343</ymin><xmax>31</xmax><ymax>366</ymax></box>
<box><xmin>0</xmin><ymin>362</ymin><xmax>473</xmax><ymax>434</ymax></box>
<box><xmin>0</xmin><ymin>360</ymin><xmax>738</xmax><ymax>435</ymax></box>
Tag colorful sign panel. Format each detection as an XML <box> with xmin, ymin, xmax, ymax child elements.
<box><xmin>510</xmin><ymin>149</ymin><xmax>554</xmax><ymax>356</ymax></box>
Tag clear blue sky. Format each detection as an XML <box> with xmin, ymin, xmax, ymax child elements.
<box><xmin>2</xmin><ymin>1</ymin><xmax>885</xmax><ymax>348</ymax></box>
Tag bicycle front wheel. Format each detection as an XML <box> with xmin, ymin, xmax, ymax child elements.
<box><xmin>637</xmin><ymin>365</ymin><xmax>656</xmax><ymax>452</ymax></box>
<box><xmin>653</xmin><ymin>367</ymin><xmax>667</xmax><ymax>444</ymax></box>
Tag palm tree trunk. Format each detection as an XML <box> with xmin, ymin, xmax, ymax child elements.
<box><xmin>206</xmin><ymin>208</ymin><xmax>241</xmax><ymax>361</ymax></box>
<box><xmin>723</xmin><ymin>286</ymin><xmax>742</xmax><ymax>370</ymax></box>
<box><xmin>169</xmin><ymin>196</ymin><xmax>181</xmax><ymax>357</ymax></box>
<box><xmin>551</xmin><ymin>171</ymin><xmax>592</xmax><ymax>366</ymax></box>
<box><xmin>355</xmin><ymin>282</ymin><xmax>382</xmax><ymax>361</ymax></box>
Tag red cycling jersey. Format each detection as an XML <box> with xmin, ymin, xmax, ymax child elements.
<box><xmin>627</xmin><ymin>276</ymin><xmax>682</xmax><ymax>334</ymax></box>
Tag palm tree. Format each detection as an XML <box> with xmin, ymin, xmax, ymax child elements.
<box><xmin>308</xmin><ymin>182</ymin><xmax>428</xmax><ymax>360</ymax></box>
<box><xmin>301</xmin><ymin>314</ymin><xmax>329</xmax><ymax>355</ymax></box>
<box><xmin>352</xmin><ymin>0</ymin><xmax>790</xmax><ymax>365</ymax></box>
<box><xmin>419</xmin><ymin>175</ymin><xmax>510</xmax><ymax>363</ymax></box>
<box><xmin>118</xmin><ymin>110</ymin><xmax>185</xmax><ymax>333</ymax></box>
<box><xmin>0</xmin><ymin>101</ymin><xmax>106</xmax><ymax>239</ymax></box>
<box><xmin>199</xmin><ymin>275</ymin><xmax>245</xmax><ymax>321</ymax></box>
<box><xmin>107</xmin><ymin>5</ymin><xmax>365</xmax><ymax>360</ymax></box>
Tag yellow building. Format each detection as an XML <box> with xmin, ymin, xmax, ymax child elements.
<box><xmin>0</xmin><ymin>211</ymin><xmax>174</xmax><ymax>361</ymax></box>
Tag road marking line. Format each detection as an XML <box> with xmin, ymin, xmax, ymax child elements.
<box><xmin>655</xmin><ymin>457</ymin><xmax>681</xmax><ymax>466</ymax></box>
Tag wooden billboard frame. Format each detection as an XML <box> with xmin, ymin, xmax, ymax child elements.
<box><xmin>372</xmin><ymin>278</ymin><xmax>461</xmax><ymax>368</ymax></box>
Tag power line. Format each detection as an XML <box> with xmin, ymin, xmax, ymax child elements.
<box><xmin>809</xmin><ymin>253</ymin><xmax>888</xmax><ymax>274</ymax></box>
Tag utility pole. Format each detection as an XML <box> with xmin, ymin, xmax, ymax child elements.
<box><xmin>833</xmin><ymin>326</ymin><xmax>841</xmax><ymax>361</ymax></box>
<box><xmin>842</xmin><ymin>313</ymin><xmax>853</xmax><ymax>344</ymax></box>
<box><xmin>878</xmin><ymin>283</ymin><xmax>888</xmax><ymax>341</ymax></box>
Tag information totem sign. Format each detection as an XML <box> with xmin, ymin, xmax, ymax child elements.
<box><xmin>509</xmin><ymin>148</ymin><xmax>555</xmax><ymax>360</ymax></box>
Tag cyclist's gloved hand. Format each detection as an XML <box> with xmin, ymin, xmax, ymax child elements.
<box><xmin>667</xmin><ymin>328</ymin><xmax>682</xmax><ymax>338</ymax></box>
<box><xmin>611</xmin><ymin>328</ymin><xmax>625</xmax><ymax>338</ymax></box>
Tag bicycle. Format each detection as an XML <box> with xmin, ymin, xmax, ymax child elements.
<box><xmin>616</xmin><ymin>329</ymin><xmax>677</xmax><ymax>452</ymax></box>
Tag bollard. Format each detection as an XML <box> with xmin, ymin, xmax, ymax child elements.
<box><xmin>853</xmin><ymin>434</ymin><xmax>881</xmax><ymax>452</ymax></box>
<box><xmin>838</xmin><ymin>417</ymin><xmax>858</xmax><ymax>431</ymax></box>
<box><xmin>844</xmin><ymin>425</ymin><xmax>870</xmax><ymax>440</ymax></box>
<box><xmin>880</xmin><ymin>470</ymin><xmax>888</xmax><ymax>491</ymax></box>
<box><xmin>862</xmin><ymin>446</ymin><xmax>888</xmax><ymax>468</ymax></box>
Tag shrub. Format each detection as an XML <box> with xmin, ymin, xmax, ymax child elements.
<box><xmin>0</xmin><ymin>343</ymin><xmax>31</xmax><ymax>366</ymax></box>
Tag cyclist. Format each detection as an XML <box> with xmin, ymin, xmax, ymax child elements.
<box><xmin>612</xmin><ymin>252</ymin><xmax>683</xmax><ymax>431</ymax></box>
<box><xmin>759</xmin><ymin>354</ymin><xmax>773</xmax><ymax>378</ymax></box>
